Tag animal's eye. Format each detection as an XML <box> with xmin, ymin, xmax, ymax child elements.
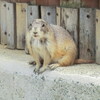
<box><xmin>42</xmin><ymin>24</ymin><xmax>45</xmax><ymax>27</ymax></box>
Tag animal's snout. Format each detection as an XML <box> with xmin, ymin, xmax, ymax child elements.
<box><xmin>33</xmin><ymin>32</ymin><xmax>38</xmax><ymax>35</ymax></box>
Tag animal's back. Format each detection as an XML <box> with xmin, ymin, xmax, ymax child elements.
<box><xmin>46</xmin><ymin>24</ymin><xmax>77</xmax><ymax>64</ymax></box>
<box><xmin>50</xmin><ymin>24</ymin><xmax>77</xmax><ymax>51</ymax></box>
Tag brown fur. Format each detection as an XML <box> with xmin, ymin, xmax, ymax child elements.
<box><xmin>74</xmin><ymin>59</ymin><xmax>94</xmax><ymax>64</ymax></box>
<box><xmin>26</xmin><ymin>19</ymin><xmax>92</xmax><ymax>74</ymax></box>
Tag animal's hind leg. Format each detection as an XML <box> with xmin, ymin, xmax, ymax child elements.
<box><xmin>49</xmin><ymin>54</ymin><xmax>75</xmax><ymax>70</ymax></box>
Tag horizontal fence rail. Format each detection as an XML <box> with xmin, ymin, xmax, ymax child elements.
<box><xmin>0</xmin><ymin>1</ymin><xmax>100</xmax><ymax>63</ymax></box>
<box><xmin>0</xmin><ymin>0</ymin><xmax>100</xmax><ymax>8</ymax></box>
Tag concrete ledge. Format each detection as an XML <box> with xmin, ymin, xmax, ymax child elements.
<box><xmin>0</xmin><ymin>45</ymin><xmax>100</xmax><ymax>100</ymax></box>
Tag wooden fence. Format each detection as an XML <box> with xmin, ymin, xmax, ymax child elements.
<box><xmin>0</xmin><ymin>1</ymin><xmax>100</xmax><ymax>64</ymax></box>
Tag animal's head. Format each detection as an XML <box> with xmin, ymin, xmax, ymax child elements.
<box><xmin>28</xmin><ymin>19</ymin><xmax>49</xmax><ymax>39</ymax></box>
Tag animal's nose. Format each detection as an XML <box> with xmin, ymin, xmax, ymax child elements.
<box><xmin>33</xmin><ymin>32</ymin><xmax>37</xmax><ymax>34</ymax></box>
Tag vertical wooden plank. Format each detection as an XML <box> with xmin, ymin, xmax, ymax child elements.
<box><xmin>16</xmin><ymin>3</ymin><xmax>27</xmax><ymax>49</ymax></box>
<box><xmin>56</xmin><ymin>7</ymin><xmax>61</xmax><ymax>26</ymax></box>
<box><xmin>79</xmin><ymin>8</ymin><xmax>95</xmax><ymax>60</ymax></box>
<box><xmin>0</xmin><ymin>1</ymin><xmax>1</xmax><ymax>43</ymax></box>
<box><xmin>27</xmin><ymin>5</ymin><xmax>39</xmax><ymax>29</ymax></box>
<box><xmin>41</xmin><ymin>6</ymin><xmax>56</xmax><ymax>24</ymax></box>
<box><xmin>1</xmin><ymin>1</ymin><xmax>7</xmax><ymax>45</ymax></box>
<box><xmin>61</xmin><ymin>8</ymin><xmax>78</xmax><ymax>47</ymax></box>
<box><xmin>96</xmin><ymin>9</ymin><xmax>100</xmax><ymax>64</ymax></box>
<box><xmin>60</xmin><ymin>0</ymin><xmax>81</xmax><ymax>8</ymax></box>
<box><xmin>6</xmin><ymin>3</ymin><xmax>15</xmax><ymax>49</ymax></box>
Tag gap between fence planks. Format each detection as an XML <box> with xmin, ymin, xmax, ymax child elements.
<box><xmin>96</xmin><ymin>9</ymin><xmax>100</xmax><ymax>64</ymax></box>
<box><xmin>79</xmin><ymin>8</ymin><xmax>96</xmax><ymax>60</ymax></box>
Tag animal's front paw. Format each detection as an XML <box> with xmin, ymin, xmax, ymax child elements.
<box><xmin>29</xmin><ymin>61</ymin><xmax>36</xmax><ymax>65</ymax></box>
<box><xmin>38</xmin><ymin>67</ymin><xmax>47</xmax><ymax>74</ymax></box>
<box><xmin>49</xmin><ymin>63</ymin><xmax>59</xmax><ymax>70</ymax></box>
<box><xmin>34</xmin><ymin>67</ymin><xmax>40</xmax><ymax>74</ymax></box>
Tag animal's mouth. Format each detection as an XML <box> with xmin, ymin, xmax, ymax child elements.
<box><xmin>34</xmin><ymin>35</ymin><xmax>38</xmax><ymax>37</ymax></box>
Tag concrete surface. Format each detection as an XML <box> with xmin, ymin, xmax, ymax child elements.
<box><xmin>0</xmin><ymin>45</ymin><xmax>100</xmax><ymax>100</ymax></box>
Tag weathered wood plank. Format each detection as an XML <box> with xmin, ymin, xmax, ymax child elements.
<box><xmin>0</xmin><ymin>0</ymin><xmax>36</xmax><ymax>4</ymax></box>
<box><xmin>0</xmin><ymin>0</ymin><xmax>59</xmax><ymax>5</ymax></box>
<box><xmin>99</xmin><ymin>0</ymin><xmax>100</xmax><ymax>8</ymax></box>
<box><xmin>36</xmin><ymin>0</ymin><xmax>60</xmax><ymax>6</ymax></box>
<box><xmin>27</xmin><ymin>5</ymin><xmax>39</xmax><ymax>29</ymax></box>
<box><xmin>96</xmin><ymin>9</ymin><xmax>100</xmax><ymax>64</ymax></box>
<box><xmin>79</xmin><ymin>8</ymin><xmax>95</xmax><ymax>60</ymax></box>
<box><xmin>56</xmin><ymin>7</ymin><xmax>61</xmax><ymax>26</ymax></box>
<box><xmin>82</xmin><ymin>0</ymin><xmax>99</xmax><ymax>8</ymax></box>
<box><xmin>6</xmin><ymin>3</ymin><xmax>15</xmax><ymax>49</ymax></box>
<box><xmin>60</xmin><ymin>0</ymin><xmax>81</xmax><ymax>8</ymax></box>
<box><xmin>18</xmin><ymin>0</ymin><xmax>36</xmax><ymax>4</ymax></box>
<box><xmin>61</xmin><ymin>8</ymin><xmax>78</xmax><ymax>47</ymax></box>
<box><xmin>16</xmin><ymin>3</ymin><xmax>27</xmax><ymax>49</ymax></box>
<box><xmin>41</xmin><ymin>6</ymin><xmax>56</xmax><ymax>24</ymax></box>
<box><xmin>0</xmin><ymin>1</ymin><xmax>1</xmax><ymax>43</ymax></box>
<box><xmin>1</xmin><ymin>1</ymin><xmax>7</xmax><ymax>45</ymax></box>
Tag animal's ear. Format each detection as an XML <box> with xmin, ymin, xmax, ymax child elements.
<box><xmin>28</xmin><ymin>24</ymin><xmax>32</xmax><ymax>31</ymax></box>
